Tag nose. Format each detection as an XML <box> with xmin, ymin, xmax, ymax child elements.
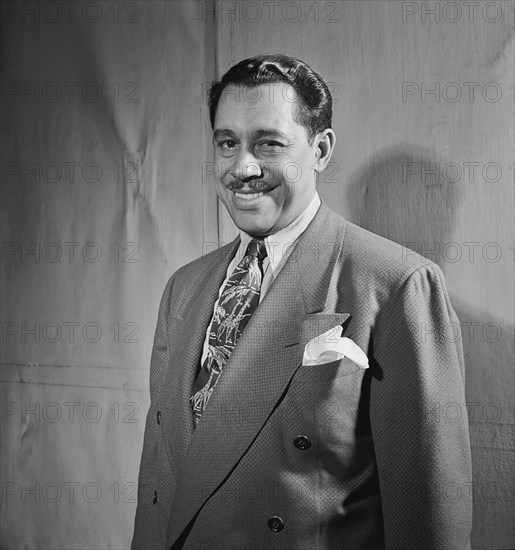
<box><xmin>229</xmin><ymin>149</ymin><xmax>263</xmax><ymax>182</ymax></box>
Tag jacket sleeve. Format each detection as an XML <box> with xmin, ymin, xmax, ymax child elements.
<box><xmin>371</xmin><ymin>263</ymin><xmax>472</xmax><ymax>549</ymax></box>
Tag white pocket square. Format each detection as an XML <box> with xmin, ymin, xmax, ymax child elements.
<box><xmin>303</xmin><ymin>325</ymin><xmax>369</xmax><ymax>369</ymax></box>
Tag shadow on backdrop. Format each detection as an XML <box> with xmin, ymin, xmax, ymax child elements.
<box><xmin>346</xmin><ymin>145</ymin><xmax>463</xmax><ymax>252</ymax></box>
<box><xmin>346</xmin><ymin>145</ymin><xmax>513</xmax><ymax>545</ymax></box>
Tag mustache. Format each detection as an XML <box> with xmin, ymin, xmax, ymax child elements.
<box><xmin>227</xmin><ymin>180</ymin><xmax>275</xmax><ymax>192</ymax></box>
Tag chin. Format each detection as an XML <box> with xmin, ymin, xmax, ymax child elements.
<box><xmin>233</xmin><ymin>214</ymin><xmax>274</xmax><ymax>236</ymax></box>
<box><xmin>236</xmin><ymin>223</ymin><xmax>270</xmax><ymax>237</ymax></box>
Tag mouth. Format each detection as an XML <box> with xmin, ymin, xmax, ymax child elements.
<box><xmin>230</xmin><ymin>187</ymin><xmax>275</xmax><ymax>200</ymax></box>
<box><xmin>231</xmin><ymin>186</ymin><xmax>276</xmax><ymax>203</ymax></box>
<box><xmin>233</xmin><ymin>190</ymin><xmax>267</xmax><ymax>200</ymax></box>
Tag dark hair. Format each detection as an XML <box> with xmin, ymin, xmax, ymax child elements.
<box><xmin>208</xmin><ymin>54</ymin><xmax>332</xmax><ymax>144</ymax></box>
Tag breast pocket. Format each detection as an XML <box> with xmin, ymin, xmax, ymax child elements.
<box><xmin>299</xmin><ymin>355</ymin><xmax>363</xmax><ymax>380</ymax></box>
<box><xmin>281</xmin><ymin>355</ymin><xmax>366</xmax><ymax>448</ymax></box>
<box><xmin>291</xmin><ymin>355</ymin><xmax>365</xmax><ymax>407</ymax></box>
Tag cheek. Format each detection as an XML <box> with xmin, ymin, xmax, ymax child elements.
<box><xmin>280</xmin><ymin>152</ymin><xmax>314</xmax><ymax>188</ymax></box>
<box><xmin>281</xmin><ymin>163</ymin><xmax>302</xmax><ymax>185</ymax></box>
<box><xmin>277</xmin><ymin>180</ymin><xmax>298</xmax><ymax>205</ymax></box>
<box><xmin>213</xmin><ymin>158</ymin><xmax>231</xmax><ymax>181</ymax></box>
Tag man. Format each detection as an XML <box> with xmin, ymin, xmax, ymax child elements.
<box><xmin>132</xmin><ymin>54</ymin><xmax>472</xmax><ymax>550</ymax></box>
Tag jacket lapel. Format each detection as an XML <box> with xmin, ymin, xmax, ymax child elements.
<box><xmin>159</xmin><ymin>238</ymin><xmax>241</xmax><ymax>486</ymax></box>
<box><xmin>165</xmin><ymin>202</ymin><xmax>349</xmax><ymax>548</ymax></box>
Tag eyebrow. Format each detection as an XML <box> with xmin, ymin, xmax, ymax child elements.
<box><xmin>213</xmin><ymin>128</ymin><xmax>289</xmax><ymax>141</ymax></box>
<box><xmin>213</xmin><ymin>129</ymin><xmax>235</xmax><ymax>141</ymax></box>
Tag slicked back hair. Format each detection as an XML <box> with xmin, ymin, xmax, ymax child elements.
<box><xmin>208</xmin><ymin>54</ymin><xmax>332</xmax><ymax>144</ymax></box>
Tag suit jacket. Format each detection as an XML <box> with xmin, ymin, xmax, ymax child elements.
<box><xmin>132</xmin><ymin>202</ymin><xmax>472</xmax><ymax>550</ymax></box>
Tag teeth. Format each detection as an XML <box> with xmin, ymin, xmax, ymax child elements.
<box><xmin>234</xmin><ymin>191</ymin><xmax>265</xmax><ymax>199</ymax></box>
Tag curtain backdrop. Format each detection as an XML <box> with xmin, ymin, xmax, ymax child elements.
<box><xmin>1</xmin><ymin>1</ymin><xmax>513</xmax><ymax>548</ymax></box>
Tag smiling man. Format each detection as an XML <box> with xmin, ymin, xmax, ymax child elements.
<box><xmin>132</xmin><ymin>54</ymin><xmax>472</xmax><ymax>550</ymax></box>
<box><xmin>211</xmin><ymin>79</ymin><xmax>333</xmax><ymax>236</ymax></box>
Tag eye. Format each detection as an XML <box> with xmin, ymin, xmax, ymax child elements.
<box><xmin>260</xmin><ymin>141</ymin><xmax>283</xmax><ymax>150</ymax></box>
<box><xmin>219</xmin><ymin>140</ymin><xmax>237</xmax><ymax>151</ymax></box>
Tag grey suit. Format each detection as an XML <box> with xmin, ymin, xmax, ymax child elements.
<box><xmin>132</xmin><ymin>202</ymin><xmax>472</xmax><ymax>549</ymax></box>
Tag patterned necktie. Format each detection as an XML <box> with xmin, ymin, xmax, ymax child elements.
<box><xmin>190</xmin><ymin>238</ymin><xmax>267</xmax><ymax>425</ymax></box>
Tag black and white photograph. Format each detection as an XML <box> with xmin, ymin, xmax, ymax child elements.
<box><xmin>0</xmin><ymin>1</ymin><xmax>513</xmax><ymax>549</ymax></box>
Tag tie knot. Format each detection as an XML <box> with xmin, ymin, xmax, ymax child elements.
<box><xmin>246</xmin><ymin>238</ymin><xmax>267</xmax><ymax>262</ymax></box>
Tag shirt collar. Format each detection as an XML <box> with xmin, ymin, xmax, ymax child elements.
<box><xmin>238</xmin><ymin>191</ymin><xmax>321</xmax><ymax>274</ymax></box>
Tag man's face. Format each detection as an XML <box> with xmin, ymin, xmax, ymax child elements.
<box><xmin>212</xmin><ymin>83</ymin><xmax>320</xmax><ymax>236</ymax></box>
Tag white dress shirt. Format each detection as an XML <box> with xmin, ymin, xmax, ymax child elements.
<box><xmin>199</xmin><ymin>191</ymin><xmax>321</xmax><ymax>366</ymax></box>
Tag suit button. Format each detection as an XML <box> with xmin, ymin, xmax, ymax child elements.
<box><xmin>156</xmin><ymin>410</ymin><xmax>161</xmax><ymax>425</ymax></box>
<box><xmin>153</xmin><ymin>490</ymin><xmax>157</xmax><ymax>505</ymax></box>
<box><xmin>267</xmin><ymin>516</ymin><xmax>284</xmax><ymax>532</ymax></box>
<box><xmin>293</xmin><ymin>435</ymin><xmax>311</xmax><ymax>450</ymax></box>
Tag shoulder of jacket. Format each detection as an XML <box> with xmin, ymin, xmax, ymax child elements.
<box><xmin>342</xmin><ymin>220</ymin><xmax>439</xmax><ymax>279</ymax></box>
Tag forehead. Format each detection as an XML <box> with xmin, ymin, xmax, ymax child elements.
<box><xmin>213</xmin><ymin>83</ymin><xmax>302</xmax><ymax>135</ymax></box>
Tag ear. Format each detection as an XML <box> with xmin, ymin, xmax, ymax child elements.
<box><xmin>313</xmin><ymin>129</ymin><xmax>336</xmax><ymax>173</ymax></box>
